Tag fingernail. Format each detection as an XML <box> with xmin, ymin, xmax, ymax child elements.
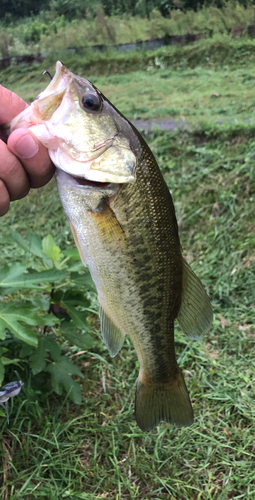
<box><xmin>14</xmin><ymin>134</ymin><xmax>39</xmax><ymax>159</ymax></box>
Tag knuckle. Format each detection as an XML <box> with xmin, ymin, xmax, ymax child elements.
<box><xmin>13</xmin><ymin>184</ymin><xmax>30</xmax><ymax>201</ymax></box>
<box><xmin>0</xmin><ymin>143</ymin><xmax>21</xmax><ymax>180</ymax></box>
<box><xmin>4</xmin><ymin>155</ymin><xmax>21</xmax><ymax>178</ymax></box>
<box><xmin>29</xmin><ymin>160</ymin><xmax>55</xmax><ymax>188</ymax></box>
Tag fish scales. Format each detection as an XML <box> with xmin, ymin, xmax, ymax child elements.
<box><xmin>8</xmin><ymin>61</ymin><xmax>213</xmax><ymax>431</ymax></box>
<box><xmin>110</xmin><ymin>140</ymin><xmax>183</xmax><ymax>377</ymax></box>
<box><xmin>58</xmin><ymin>131</ymin><xmax>182</xmax><ymax>380</ymax></box>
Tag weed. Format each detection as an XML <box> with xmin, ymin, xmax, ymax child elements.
<box><xmin>0</xmin><ymin>122</ymin><xmax>254</xmax><ymax>498</ymax></box>
<box><xmin>2</xmin><ymin>2</ymin><xmax>255</xmax><ymax>57</ymax></box>
<box><xmin>0</xmin><ymin>37</ymin><xmax>255</xmax><ymax>499</ymax></box>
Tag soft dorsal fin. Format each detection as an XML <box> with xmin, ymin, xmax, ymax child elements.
<box><xmin>177</xmin><ymin>258</ymin><xmax>213</xmax><ymax>340</ymax></box>
<box><xmin>99</xmin><ymin>304</ymin><xmax>126</xmax><ymax>357</ymax></box>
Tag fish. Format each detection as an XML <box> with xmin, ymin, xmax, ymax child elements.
<box><xmin>10</xmin><ymin>61</ymin><xmax>213</xmax><ymax>431</ymax></box>
<box><xmin>0</xmin><ymin>380</ymin><xmax>24</xmax><ymax>423</ymax></box>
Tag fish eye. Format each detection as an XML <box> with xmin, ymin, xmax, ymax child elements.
<box><xmin>82</xmin><ymin>93</ymin><xmax>101</xmax><ymax>112</ymax></box>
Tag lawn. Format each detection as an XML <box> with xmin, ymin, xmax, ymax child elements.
<box><xmin>3</xmin><ymin>37</ymin><xmax>255</xmax><ymax>128</ymax></box>
<box><xmin>0</xmin><ymin>37</ymin><xmax>255</xmax><ymax>499</ymax></box>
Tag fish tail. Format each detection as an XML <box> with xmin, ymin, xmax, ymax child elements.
<box><xmin>135</xmin><ymin>367</ymin><xmax>194</xmax><ymax>432</ymax></box>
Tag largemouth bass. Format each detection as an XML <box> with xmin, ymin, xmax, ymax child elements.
<box><xmin>10</xmin><ymin>62</ymin><xmax>213</xmax><ymax>431</ymax></box>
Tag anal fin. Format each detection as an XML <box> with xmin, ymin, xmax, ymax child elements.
<box><xmin>99</xmin><ymin>304</ymin><xmax>125</xmax><ymax>357</ymax></box>
<box><xmin>177</xmin><ymin>257</ymin><xmax>213</xmax><ymax>340</ymax></box>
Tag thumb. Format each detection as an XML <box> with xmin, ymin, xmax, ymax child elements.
<box><xmin>8</xmin><ymin>129</ymin><xmax>55</xmax><ymax>188</ymax></box>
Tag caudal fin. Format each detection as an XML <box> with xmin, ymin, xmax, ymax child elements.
<box><xmin>135</xmin><ymin>367</ymin><xmax>193</xmax><ymax>432</ymax></box>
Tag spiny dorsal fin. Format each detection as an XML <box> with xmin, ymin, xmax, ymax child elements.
<box><xmin>177</xmin><ymin>258</ymin><xmax>213</xmax><ymax>340</ymax></box>
<box><xmin>99</xmin><ymin>304</ymin><xmax>126</xmax><ymax>357</ymax></box>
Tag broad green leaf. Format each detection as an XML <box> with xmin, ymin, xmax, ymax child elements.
<box><xmin>42</xmin><ymin>235</ymin><xmax>63</xmax><ymax>266</ymax></box>
<box><xmin>70</xmin><ymin>271</ymin><xmax>97</xmax><ymax>292</ymax></box>
<box><xmin>0</xmin><ymin>263</ymin><xmax>25</xmax><ymax>287</ymax></box>
<box><xmin>0</xmin><ymin>359</ymin><xmax>4</xmax><ymax>384</ymax></box>
<box><xmin>17</xmin><ymin>230</ymin><xmax>54</xmax><ymax>268</ymax></box>
<box><xmin>39</xmin><ymin>313</ymin><xmax>58</xmax><ymax>327</ymax></box>
<box><xmin>61</xmin><ymin>322</ymin><xmax>95</xmax><ymax>349</ymax></box>
<box><xmin>66</xmin><ymin>261</ymin><xmax>84</xmax><ymax>272</ymax></box>
<box><xmin>30</xmin><ymin>341</ymin><xmax>46</xmax><ymax>374</ymax></box>
<box><xmin>0</xmin><ymin>265</ymin><xmax>66</xmax><ymax>290</ymax></box>
<box><xmin>1</xmin><ymin>357</ymin><xmax>21</xmax><ymax>367</ymax></box>
<box><xmin>0</xmin><ymin>303</ymin><xmax>50</xmax><ymax>325</ymax></box>
<box><xmin>0</xmin><ymin>303</ymin><xmax>38</xmax><ymax>346</ymax></box>
<box><xmin>25</xmin><ymin>230</ymin><xmax>46</xmax><ymax>259</ymax></box>
<box><xmin>30</xmin><ymin>337</ymin><xmax>61</xmax><ymax>374</ymax></box>
<box><xmin>64</xmin><ymin>247</ymin><xmax>80</xmax><ymax>260</ymax></box>
<box><xmin>52</xmin><ymin>290</ymin><xmax>90</xmax><ymax>329</ymax></box>
<box><xmin>45</xmin><ymin>356</ymin><xmax>84</xmax><ymax>404</ymax></box>
<box><xmin>20</xmin><ymin>343</ymin><xmax>34</xmax><ymax>358</ymax></box>
<box><xmin>51</xmin><ymin>290</ymin><xmax>64</xmax><ymax>303</ymax></box>
<box><xmin>58</xmin><ymin>299</ymin><xmax>88</xmax><ymax>329</ymax></box>
<box><xmin>62</xmin><ymin>304</ymin><xmax>88</xmax><ymax>330</ymax></box>
<box><xmin>60</xmin><ymin>290</ymin><xmax>90</xmax><ymax>308</ymax></box>
<box><xmin>10</xmin><ymin>228</ymin><xmax>36</xmax><ymax>254</ymax></box>
<box><xmin>10</xmin><ymin>228</ymin><xmax>47</xmax><ymax>260</ymax></box>
<box><xmin>31</xmin><ymin>295</ymin><xmax>51</xmax><ymax>311</ymax></box>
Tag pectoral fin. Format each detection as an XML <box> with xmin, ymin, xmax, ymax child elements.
<box><xmin>68</xmin><ymin>219</ymin><xmax>87</xmax><ymax>266</ymax></box>
<box><xmin>177</xmin><ymin>258</ymin><xmax>213</xmax><ymax>340</ymax></box>
<box><xmin>99</xmin><ymin>304</ymin><xmax>126</xmax><ymax>357</ymax></box>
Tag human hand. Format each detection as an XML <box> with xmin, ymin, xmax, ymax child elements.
<box><xmin>0</xmin><ymin>85</ymin><xmax>55</xmax><ymax>216</ymax></box>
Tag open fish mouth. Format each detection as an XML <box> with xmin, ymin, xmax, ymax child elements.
<box><xmin>73</xmin><ymin>177</ymin><xmax>112</xmax><ymax>189</ymax></box>
<box><xmin>56</xmin><ymin>168</ymin><xmax>115</xmax><ymax>191</ymax></box>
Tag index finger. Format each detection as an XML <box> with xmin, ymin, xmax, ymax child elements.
<box><xmin>0</xmin><ymin>86</ymin><xmax>28</xmax><ymax>124</ymax></box>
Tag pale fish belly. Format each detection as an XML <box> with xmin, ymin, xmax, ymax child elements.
<box><xmin>55</xmin><ymin>171</ymin><xmax>151</xmax><ymax>348</ymax></box>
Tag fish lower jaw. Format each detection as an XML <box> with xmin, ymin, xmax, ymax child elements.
<box><xmin>50</xmin><ymin>148</ymin><xmax>121</xmax><ymax>188</ymax></box>
<box><xmin>55</xmin><ymin>168</ymin><xmax>116</xmax><ymax>191</ymax></box>
<box><xmin>71</xmin><ymin>176</ymin><xmax>112</xmax><ymax>189</ymax></box>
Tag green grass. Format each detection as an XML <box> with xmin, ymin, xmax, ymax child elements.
<box><xmin>0</xmin><ymin>123</ymin><xmax>255</xmax><ymax>498</ymax></box>
<box><xmin>3</xmin><ymin>36</ymin><xmax>255</xmax><ymax>130</ymax></box>
<box><xmin>1</xmin><ymin>40</ymin><xmax>255</xmax><ymax>498</ymax></box>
